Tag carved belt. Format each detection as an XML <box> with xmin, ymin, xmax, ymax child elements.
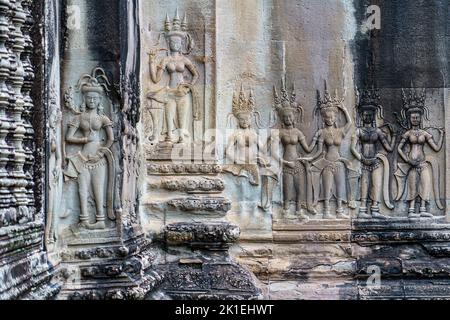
<box><xmin>361</xmin><ymin>159</ymin><xmax>382</xmax><ymax>172</ymax></box>
<box><xmin>283</xmin><ymin>162</ymin><xmax>305</xmax><ymax>175</ymax></box>
<box><xmin>84</xmin><ymin>158</ymin><xmax>107</xmax><ymax>170</ymax></box>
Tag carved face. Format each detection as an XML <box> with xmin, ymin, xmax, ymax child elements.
<box><xmin>169</xmin><ymin>36</ymin><xmax>183</xmax><ymax>53</ymax></box>
<box><xmin>321</xmin><ymin>107</ymin><xmax>337</xmax><ymax>126</ymax></box>
<box><xmin>84</xmin><ymin>92</ymin><xmax>101</xmax><ymax>110</ymax></box>
<box><xmin>409</xmin><ymin>112</ymin><xmax>422</xmax><ymax>127</ymax></box>
<box><xmin>362</xmin><ymin>109</ymin><xmax>375</xmax><ymax>125</ymax></box>
<box><xmin>282</xmin><ymin>110</ymin><xmax>295</xmax><ymax>127</ymax></box>
<box><xmin>237</xmin><ymin>112</ymin><xmax>251</xmax><ymax>129</ymax></box>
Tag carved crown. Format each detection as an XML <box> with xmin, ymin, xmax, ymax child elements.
<box><xmin>356</xmin><ymin>87</ymin><xmax>381</xmax><ymax>112</ymax></box>
<box><xmin>401</xmin><ymin>86</ymin><xmax>426</xmax><ymax>115</ymax></box>
<box><xmin>273</xmin><ymin>76</ymin><xmax>303</xmax><ymax>118</ymax></box>
<box><xmin>317</xmin><ymin>81</ymin><xmax>344</xmax><ymax>110</ymax></box>
<box><xmin>76</xmin><ymin>67</ymin><xmax>111</xmax><ymax>95</ymax></box>
<box><xmin>232</xmin><ymin>84</ymin><xmax>255</xmax><ymax>116</ymax></box>
<box><xmin>164</xmin><ymin>8</ymin><xmax>188</xmax><ymax>36</ymax></box>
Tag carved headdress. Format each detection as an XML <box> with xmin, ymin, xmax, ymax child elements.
<box><xmin>315</xmin><ymin>81</ymin><xmax>345</xmax><ymax>113</ymax></box>
<box><xmin>232</xmin><ymin>84</ymin><xmax>255</xmax><ymax>116</ymax></box>
<box><xmin>356</xmin><ymin>87</ymin><xmax>385</xmax><ymax>117</ymax></box>
<box><xmin>273</xmin><ymin>76</ymin><xmax>304</xmax><ymax>122</ymax></box>
<box><xmin>76</xmin><ymin>67</ymin><xmax>111</xmax><ymax>95</ymax></box>
<box><xmin>395</xmin><ymin>84</ymin><xmax>430</xmax><ymax>130</ymax></box>
<box><xmin>227</xmin><ymin>84</ymin><xmax>264</xmax><ymax>128</ymax></box>
<box><xmin>163</xmin><ymin>8</ymin><xmax>194</xmax><ymax>54</ymax></box>
<box><xmin>401</xmin><ymin>86</ymin><xmax>428</xmax><ymax>117</ymax></box>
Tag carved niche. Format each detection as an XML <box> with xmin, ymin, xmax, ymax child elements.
<box><xmin>60</xmin><ymin>68</ymin><xmax>120</xmax><ymax>234</ymax></box>
<box><xmin>141</xmin><ymin>6</ymin><xmax>215</xmax><ymax>161</ymax></box>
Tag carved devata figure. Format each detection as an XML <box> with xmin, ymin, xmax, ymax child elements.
<box><xmin>308</xmin><ymin>82</ymin><xmax>358</xmax><ymax>219</ymax></box>
<box><xmin>271</xmin><ymin>78</ymin><xmax>316</xmax><ymax>220</ymax></box>
<box><xmin>45</xmin><ymin>86</ymin><xmax>62</xmax><ymax>245</ymax></box>
<box><xmin>64</xmin><ymin>68</ymin><xmax>116</xmax><ymax>230</ymax></box>
<box><xmin>351</xmin><ymin>88</ymin><xmax>396</xmax><ymax>219</ymax></box>
<box><xmin>395</xmin><ymin>87</ymin><xmax>444</xmax><ymax>218</ymax></box>
<box><xmin>147</xmin><ymin>9</ymin><xmax>199</xmax><ymax>145</ymax></box>
<box><xmin>224</xmin><ymin>85</ymin><xmax>277</xmax><ymax>213</ymax></box>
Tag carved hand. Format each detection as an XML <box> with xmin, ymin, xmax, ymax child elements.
<box><xmin>148</xmin><ymin>49</ymin><xmax>158</xmax><ymax>63</ymax></box>
<box><xmin>361</xmin><ymin>157</ymin><xmax>375</xmax><ymax>166</ymax></box>
<box><xmin>84</xmin><ymin>135</ymin><xmax>95</xmax><ymax>143</ymax></box>
<box><xmin>283</xmin><ymin>161</ymin><xmax>296</xmax><ymax>169</ymax></box>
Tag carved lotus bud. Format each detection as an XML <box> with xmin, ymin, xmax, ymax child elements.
<box><xmin>106</xmin><ymin>290</ymin><xmax>125</xmax><ymax>300</ymax></box>
<box><xmin>187</xmin><ymin>164</ymin><xmax>201</xmax><ymax>173</ymax></box>
<box><xmin>160</xmin><ymin>165</ymin><xmax>170</xmax><ymax>173</ymax></box>
<box><xmin>104</xmin><ymin>265</ymin><xmax>122</xmax><ymax>277</ymax></box>
<box><xmin>185</xmin><ymin>180</ymin><xmax>198</xmax><ymax>191</ymax></box>
<box><xmin>117</xmin><ymin>246</ymin><xmax>129</xmax><ymax>257</ymax></box>
<box><xmin>173</xmin><ymin>164</ymin><xmax>185</xmax><ymax>173</ymax></box>
<box><xmin>165</xmin><ymin>180</ymin><xmax>180</xmax><ymax>191</ymax></box>
<box><xmin>199</xmin><ymin>180</ymin><xmax>214</xmax><ymax>191</ymax></box>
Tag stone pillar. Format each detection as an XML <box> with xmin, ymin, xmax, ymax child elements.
<box><xmin>0</xmin><ymin>0</ymin><xmax>58</xmax><ymax>300</ymax></box>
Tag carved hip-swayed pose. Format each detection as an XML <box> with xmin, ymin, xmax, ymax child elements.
<box><xmin>224</xmin><ymin>86</ymin><xmax>276</xmax><ymax>213</ymax></box>
<box><xmin>271</xmin><ymin>79</ymin><xmax>316</xmax><ymax>220</ymax></box>
<box><xmin>308</xmin><ymin>84</ymin><xmax>358</xmax><ymax>219</ymax></box>
<box><xmin>351</xmin><ymin>89</ymin><xmax>395</xmax><ymax>219</ymax></box>
<box><xmin>64</xmin><ymin>68</ymin><xmax>115</xmax><ymax>230</ymax></box>
<box><xmin>147</xmin><ymin>10</ymin><xmax>199</xmax><ymax>144</ymax></box>
<box><xmin>395</xmin><ymin>88</ymin><xmax>444</xmax><ymax>218</ymax></box>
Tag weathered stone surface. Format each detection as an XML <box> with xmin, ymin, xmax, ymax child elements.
<box><xmin>0</xmin><ymin>0</ymin><xmax>449</xmax><ymax>300</ymax></box>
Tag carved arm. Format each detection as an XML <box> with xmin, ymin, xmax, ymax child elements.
<box><xmin>149</xmin><ymin>55</ymin><xmax>165</xmax><ymax>84</ymax></box>
<box><xmin>66</xmin><ymin>126</ymin><xmax>88</xmax><ymax>144</ymax></box>
<box><xmin>378</xmin><ymin>128</ymin><xmax>395</xmax><ymax>152</ymax></box>
<box><xmin>339</xmin><ymin>105</ymin><xmax>353</xmax><ymax>134</ymax></box>
<box><xmin>427</xmin><ymin>128</ymin><xmax>445</xmax><ymax>152</ymax></box>
<box><xmin>185</xmin><ymin>58</ymin><xmax>199</xmax><ymax>86</ymax></box>
<box><xmin>397</xmin><ymin>135</ymin><xmax>409</xmax><ymax>163</ymax></box>
<box><xmin>350</xmin><ymin>130</ymin><xmax>362</xmax><ymax>161</ymax></box>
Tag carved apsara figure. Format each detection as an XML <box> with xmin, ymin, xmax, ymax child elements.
<box><xmin>224</xmin><ymin>85</ymin><xmax>276</xmax><ymax>213</ymax></box>
<box><xmin>45</xmin><ymin>87</ymin><xmax>62</xmax><ymax>245</ymax></box>
<box><xmin>308</xmin><ymin>83</ymin><xmax>358</xmax><ymax>219</ymax></box>
<box><xmin>147</xmin><ymin>9</ymin><xmax>199</xmax><ymax>144</ymax></box>
<box><xmin>395</xmin><ymin>87</ymin><xmax>444</xmax><ymax>218</ymax></box>
<box><xmin>271</xmin><ymin>78</ymin><xmax>316</xmax><ymax>219</ymax></box>
<box><xmin>64</xmin><ymin>68</ymin><xmax>116</xmax><ymax>230</ymax></box>
<box><xmin>351</xmin><ymin>88</ymin><xmax>395</xmax><ymax>219</ymax></box>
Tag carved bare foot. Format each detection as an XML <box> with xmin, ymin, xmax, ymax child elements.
<box><xmin>296</xmin><ymin>209</ymin><xmax>309</xmax><ymax>222</ymax></box>
<box><xmin>336</xmin><ymin>208</ymin><xmax>349</xmax><ymax>219</ymax></box>
<box><xmin>408</xmin><ymin>208</ymin><xmax>420</xmax><ymax>219</ymax></box>
<box><xmin>348</xmin><ymin>201</ymin><xmax>357</xmax><ymax>210</ymax></box>
<box><xmin>307</xmin><ymin>205</ymin><xmax>318</xmax><ymax>215</ymax></box>
<box><xmin>78</xmin><ymin>221</ymin><xmax>91</xmax><ymax>229</ymax></box>
<box><xmin>87</xmin><ymin>221</ymin><xmax>106</xmax><ymax>230</ymax></box>
<box><xmin>322</xmin><ymin>210</ymin><xmax>333</xmax><ymax>220</ymax></box>
<box><xmin>371</xmin><ymin>212</ymin><xmax>388</xmax><ymax>219</ymax></box>
<box><xmin>419</xmin><ymin>208</ymin><xmax>433</xmax><ymax>218</ymax></box>
<box><xmin>357</xmin><ymin>208</ymin><xmax>371</xmax><ymax>219</ymax></box>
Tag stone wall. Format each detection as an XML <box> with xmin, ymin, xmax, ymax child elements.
<box><xmin>0</xmin><ymin>0</ymin><xmax>449</xmax><ymax>300</ymax></box>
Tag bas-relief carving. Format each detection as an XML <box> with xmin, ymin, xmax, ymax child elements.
<box><xmin>271</xmin><ymin>78</ymin><xmax>313</xmax><ymax>219</ymax></box>
<box><xmin>62</xmin><ymin>68</ymin><xmax>117</xmax><ymax>231</ymax></box>
<box><xmin>351</xmin><ymin>88</ymin><xmax>395</xmax><ymax>219</ymax></box>
<box><xmin>394</xmin><ymin>87</ymin><xmax>445</xmax><ymax>218</ymax></box>
<box><xmin>158</xmin><ymin>177</ymin><xmax>225</xmax><ymax>193</ymax></box>
<box><xmin>144</xmin><ymin>9</ymin><xmax>202</xmax><ymax>158</ymax></box>
<box><xmin>309</xmin><ymin>83</ymin><xmax>358</xmax><ymax>219</ymax></box>
<box><xmin>45</xmin><ymin>85</ymin><xmax>62</xmax><ymax>245</ymax></box>
<box><xmin>224</xmin><ymin>85</ymin><xmax>277</xmax><ymax>214</ymax></box>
